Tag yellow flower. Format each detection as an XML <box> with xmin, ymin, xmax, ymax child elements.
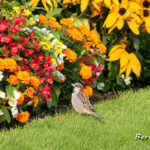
<box><xmin>24</xmin><ymin>9</ymin><xmax>32</xmax><ymax>16</ymax></box>
<box><xmin>63</xmin><ymin>48</ymin><xmax>77</xmax><ymax>63</ymax></box>
<box><xmin>13</xmin><ymin>6</ymin><xmax>20</xmax><ymax>14</ymax></box>
<box><xmin>103</xmin><ymin>0</ymin><xmax>141</xmax><ymax>35</ymax></box>
<box><xmin>80</xmin><ymin>64</ymin><xmax>92</xmax><ymax>80</ymax></box>
<box><xmin>30</xmin><ymin>0</ymin><xmax>57</xmax><ymax>12</ymax></box>
<box><xmin>29</xmin><ymin>17</ymin><xmax>36</xmax><ymax>24</ymax></box>
<box><xmin>108</xmin><ymin>44</ymin><xmax>141</xmax><ymax>78</ymax></box>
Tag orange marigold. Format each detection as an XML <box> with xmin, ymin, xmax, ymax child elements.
<box><xmin>60</xmin><ymin>18</ymin><xmax>74</xmax><ymax>28</ymax></box>
<box><xmin>78</xmin><ymin>25</ymin><xmax>91</xmax><ymax>39</ymax></box>
<box><xmin>56</xmin><ymin>63</ymin><xmax>64</xmax><ymax>70</ymax></box>
<box><xmin>29</xmin><ymin>76</ymin><xmax>40</xmax><ymax>89</ymax></box>
<box><xmin>0</xmin><ymin>58</ymin><xmax>18</xmax><ymax>72</ymax></box>
<box><xmin>63</xmin><ymin>48</ymin><xmax>77</xmax><ymax>63</ymax></box>
<box><xmin>48</xmin><ymin>17</ymin><xmax>61</xmax><ymax>31</ymax></box>
<box><xmin>7</xmin><ymin>75</ymin><xmax>19</xmax><ymax>85</ymax></box>
<box><xmin>17</xmin><ymin>71</ymin><xmax>30</xmax><ymax>84</ymax></box>
<box><xmin>25</xmin><ymin>87</ymin><xmax>35</xmax><ymax>98</ymax></box>
<box><xmin>17</xmin><ymin>92</ymin><xmax>24</xmax><ymax>105</ymax></box>
<box><xmin>32</xmin><ymin>96</ymin><xmax>39</xmax><ymax>107</ymax></box>
<box><xmin>38</xmin><ymin>16</ymin><xmax>49</xmax><ymax>23</ymax></box>
<box><xmin>83</xmin><ymin>42</ymin><xmax>91</xmax><ymax>51</ymax></box>
<box><xmin>16</xmin><ymin>111</ymin><xmax>30</xmax><ymax>124</ymax></box>
<box><xmin>97</xmin><ymin>43</ymin><xmax>107</xmax><ymax>54</ymax></box>
<box><xmin>2</xmin><ymin>100</ymin><xmax>7</xmax><ymax>105</ymax></box>
<box><xmin>65</xmin><ymin>27</ymin><xmax>83</xmax><ymax>41</ymax></box>
<box><xmin>14</xmin><ymin>66</ymin><xmax>21</xmax><ymax>75</ymax></box>
<box><xmin>83</xmin><ymin>85</ymin><xmax>93</xmax><ymax>99</ymax></box>
<box><xmin>90</xmin><ymin>30</ymin><xmax>101</xmax><ymax>46</ymax></box>
<box><xmin>80</xmin><ymin>65</ymin><xmax>92</xmax><ymax>80</ymax></box>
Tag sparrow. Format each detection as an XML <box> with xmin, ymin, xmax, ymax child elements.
<box><xmin>71</xmin><ymin>83</ymin><xmax>104</xmax><ymax>120</ymax></box>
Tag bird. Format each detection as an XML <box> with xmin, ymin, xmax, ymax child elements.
<box><xmin>71</xmin><ymin>83</ymin><xmax>104</xmax><ymax>120</ymax></box>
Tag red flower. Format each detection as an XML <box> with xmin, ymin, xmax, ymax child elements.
<box><xmin>13</xmin><ymin>16</ymin><xmax>25</xmax><ymax>25</ymax></box>
<box><xmin>20</xmin><ymin>37</ymin><xmax>28</xmax><ymax>45</ymax></box>
<box><xmin>21</xmin><ymin>65</ymin><xmax>30</xmax><ymax>72</ymax></box>
<box><xmin>18</xmin><ymin>44</ymin><xmax>25</xmax><ymax>50</ymax></box>
<box><xmin>38</xmin><ymin>53</ymin><xmax>44</xmax><ymax>62</ymax></box>
<box><xmin>25</xmin><ymin>49</ymin><xmax>34</xmax><ymax>56</ymax></box>
<box><xmin>3</xmin><ymin>45</ymin><xmax>9</xmax><ymax>50</ymax></box>
<box><xmin>41</xmin><ymin>86</ymin><xmax>53</xmax><ymax>102</ymax></box>
<box><xmin>46</xmin><ymin>76</ymin><xmax>54</xmax><ymax>84</ymax></box>
<box><xmin>0</xmin><ymin>35</ymin><xmax>13</xmax><ymax>43</ymax></box>
<box><xmin>10</xmin><ymin>43</ymin><xmax>19</xmax><ymax>55</ymax></box>
<box><xmin>30</xmin><ymin>60</ymin><xmax>40</xmax><ymax>69</ymax></box>
<box><xmin>11</xmin><ymin>25</ymin><xmax>20</xmax><ymax>33</ymax></box>
<box><xmin>29</xmin><ymin>30</ymin><xmax>35</xmax><ymax>40</ymax></box>
<box><xmin>45</xmin><ymin>56</ymin><xmax>51</xmax><ymax>63</ymax></box>
<box><xmin>32</xmin><ymin>41</ymin><xmax>40</xmax><ymax>51</ymax></box>
<box><xmin>0</xmin><ymin>21</ymin><xmax>9</xmax><ymax>32</ymax></box>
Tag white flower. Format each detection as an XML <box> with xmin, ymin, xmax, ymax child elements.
<box><xmin>21</xmin><ymin>27</ymin><xmax>32</xmax><ymax>32</ymax></box>
<box><xmin>0</xmin><ymin>71</ymin><xmax>4</xmax><ymax>81</ymax></box>
<box><xmin>121</xmin><ymin>74</ymin><xmax>125</xmax><ymax>79</ymax></box>
<box><xmin>14</xmin><ymin>90</ymin><xmax>21</xmax><ymax>100</ymax></box>
<box><xmin>62</xmin><ymin>44</ymin><xmax>67</xmax><ymax>49</ymax></box>
<box><xmin>52</xmin><ymin>39</ymin><xmax>58</xmax><ymax>45</ymax></box>
<box><xmin>0</xmin><ymin>109</ymin><xmax>4</xmax><ymax>116</ymax></box>
<box><xmin>41</xmin><ymin>28</ymin><xmax>47</xmax><ymax>32</ymax></box>
<box><xmin>35</xmin><ymin>15</ymin><xmax>39</xmax><ymax>22</ymax></box>
<box><xmin>124</xmin><ymin>77</ymin><xmax>132</xmax><ymax>85</ymax></box>
<box><xmin>8</xmin><ymin>100</ymin><xmax>17</xmax><ymax>107</ymax></box>
<box><xmin>57</xmin><ymin>54</ymin><xmax>66</xmax><ymax>64</ymax></box>
<box><xmin>97</xmin><ymin>82</ymin><xmax>105</xmax><ymax>90</ymax></box>
<box><xmin>11</xmin><ymin>107</ymin><xmax>18</xmax><ymax>118</ymax></box>
<box><xmin>33</xmin><ymin>26</ymin><xmax>40</xmax><ymax>31</ymax></box>
<box><xmin>49</xmin><ymin>33</ymin><xmax>53</xmax><ymax>38</ymax></box>
<box><xmin>0</xmin><ymin>91</ymin><xmax>6</xmax><ymax>99</ymax></box>
<box><xmin>56</xmin><ymin>71</ymin><xmax>66</xmax><ymax>81</ymax></box>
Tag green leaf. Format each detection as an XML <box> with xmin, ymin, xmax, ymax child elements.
<box><xmin>102</xmin><ymin>81</ymin><xmax>111</xmax><ymax>92</ymax></box>
<box><xmin>6</xmin><ymin>85</ymin><xmax>15</xmax><ymax>100</ymax></box>
<box><xmin>108</xmin><ymin>62</ymin><xmax>119</xmax><ymax>81</ymax></box>
<box><xmin>11</xmin><ymin>55</ymin><xmax>22</xmax><ymax>61</ymax></box>
<box><xmin>50</xmin><ymin>31</ymin><xmax>60</xmax><ymax>40</ymax></box>
<box><xmin>0</xmin><ymin>116</ymin><xmax>5</xmax><ymax>123</ymax></box>
<box><xmin>117</xmin><ymin>75</ymin><xmax>125</xmax><ymax>89</ymax></box>
<box><xmin>46</xmin><ymin>8</ymin><xmax>62</xmax><ymax>18</ymax></box>
<box><xmin>134</xmin><ymin>38</ymin><xmax>140</xmax><ymax>50</ymax></box>
<box><xmin>0</xmin><ymin>105</ymin><xmax>11</xmax><ymax>123</ymax></box>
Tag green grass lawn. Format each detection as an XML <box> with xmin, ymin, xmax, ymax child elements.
<box><xmin>0</xmin><ymin>88</ymin><xmax>150</xmax><ymax>150</ymax></box>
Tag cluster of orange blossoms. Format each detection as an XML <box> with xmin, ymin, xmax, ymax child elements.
<box><xmin>16</xmin><ymin>111</ymin><xmax>30</xmax><ymax>124</ymax></box>
<box><xmin>63</xmin><ymin>48</ymin><xmax>77</xmax><ymax>63</ymax></box>
<box><xmin>38</xmin><ymin>16</ymin><xmax>61</xmax><ymax>31</ymax></box>
<box><xmin>80</xmin><ymin>64</ymin><xmax>93</xmax><ymax>80</ymax></box>
<box><xmin>83</xmin><ymin>85</ymin><xmax>93</xmax><ymax>99</ymax></box>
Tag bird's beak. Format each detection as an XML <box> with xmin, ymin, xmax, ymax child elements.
<box><xmin>71</xmin><ymin>84</ymin><xmax>75</xmax><ymax>87</ymax></box>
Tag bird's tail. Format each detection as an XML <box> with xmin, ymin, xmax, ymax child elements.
<box><xmin>91</xmin><ymin>112</ymin><xmax>104</xmax><ymax>120</ymax></box>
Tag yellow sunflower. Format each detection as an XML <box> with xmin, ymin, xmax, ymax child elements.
<box><xmin>103</xmin><ymin>0</ymin><xmax>141</xmax><ymax>34</ymax></box>
<box><xmin>30</xmin><ymin>0</ymin><xmax>57</xmax><ymax>12</ymax></box>
<box><xmin>108</xmin><ymin>44</ymin><xmax>141</xmax><ymax>78</ymax></box>
<box><xmin>135</xmin><ymin>0</ymin><xmax>150</xmax><ymax>33</ymax></box>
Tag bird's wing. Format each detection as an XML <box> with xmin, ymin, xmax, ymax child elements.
<box><xmin>77</xmin><ymin>91</ymin><xmax>94</xmax><ymax>112</ymax></box>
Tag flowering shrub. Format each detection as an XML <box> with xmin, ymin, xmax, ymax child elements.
<box><xmin>0</xmin><ymin>58</ymin><xmax>39</xmax><ymax>123</ymax></box>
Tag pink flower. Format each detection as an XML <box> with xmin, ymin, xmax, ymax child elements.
<box><xmin>0</xmin><ymin>35</ymin><xmax>13</xmax><ymax>43</ymax></box>
<box><xmin>11</xmin><ymin>25</ymin><xmax>20</xmax><ymax>33</ymax></box>
<box><xmin>3</xmin><ymin>45</ymin><xmax>9</xmax><ymax>50</ymax></box>
<box><xmin>46</xmin><ymin>76</ymin><xmax>54</xmax><ymax>84</ymax></box>
<box><xmin>25</xmin><ymin>49</ymin><xmax>34</xmax><ymax>56</ymax></box>
<box><xmin>41</xmin><ymin>86</ymin><xmax>53</xmax><ymax>102</ymax></box>
<box><xmin>18</xmin><ymin>44</ymin><xmax>25</xmax><ymax>50</ymax></box>
<box><xmin>0</xmin><ymin>21</ymin><xmax>9</xmax><ymax>32</ymax></box>
<box><xmin>29</xmin><ymin>30</ymin><xmax>35</xmax><ymax>40</ymax></box>
<box><xmin>10</xmin><ymin>43</ymin><xmax>19</xmax><ymax>55</ymax></box>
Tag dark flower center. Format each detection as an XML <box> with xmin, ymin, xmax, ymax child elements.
<box><xmin>126</xmin><ymin>46</ymin><xmax>132</xmax><ymax>53</ymax></box>
<box><xmin>119</xmin><ymin>8</ymin><xmax>126</xmax><ymax>15</ymax></box>
<box><xmin>119</xmin><ymin>0</ymin><xmax>122</xmax><ymax>3</ymax></box>
<box><xmin>143</xmin><ymin>0</ymin><xmax>149</xmax><ymax>8</ymax></box>
<box><xmin>143</xmin><ymin>10</ymin><xmax>149</xmax><ymax>17</ymax></box>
